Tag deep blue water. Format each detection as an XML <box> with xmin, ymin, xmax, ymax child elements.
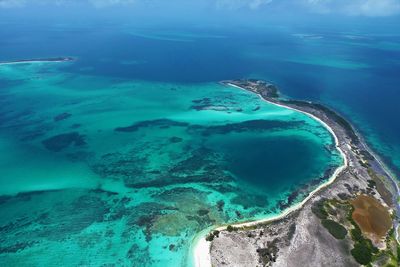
<box><xmin>1</xmin><ymin>20</ymin><xmax>399</xmax><ymax>178</ymax></box>
<box><xmin>209</xmin><ymin>135</ymin><xmax>324</xmax><ymax>193</ymax></box>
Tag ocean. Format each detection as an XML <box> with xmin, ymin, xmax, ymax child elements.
<box><xmin>0</xmin><ymin>17</ymin><xmax>398</xmax><ymax>266</ymax></box>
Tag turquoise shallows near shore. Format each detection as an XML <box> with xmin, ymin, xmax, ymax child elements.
<box><xmin>0</xmin><ymin>62</ymin><xmax>342</xmax><ymax>266</ymax></box>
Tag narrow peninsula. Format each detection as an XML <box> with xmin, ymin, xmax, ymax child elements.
<box><xmin>193</xmin><ymin>79</ymin><xmax>400</xmax><ymax>267</ymax></box>
<box><xmin>0</xmin><ymin>57</ymin><xmax>74</xmax><ymax>65</ymax></box>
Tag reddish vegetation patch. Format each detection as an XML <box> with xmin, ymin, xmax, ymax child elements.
<box><xmin>351</xmin><ymin>195</ymin><xmax>392</xmax><ymax>241</ymax></box>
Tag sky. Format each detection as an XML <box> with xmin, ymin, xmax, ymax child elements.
<box><xmin>0</xmin><ymin>1</ymin><xmax>399</xmax><ymax>34</ymax></box>
<box><xmin>1</xmin><ymin>0</ymin><xmax>400</xmax><ymax>17</ymax></box>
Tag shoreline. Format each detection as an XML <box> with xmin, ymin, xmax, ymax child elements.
<box><xmin>191</xmin><ymin>83</ymin><xmax>349</xmax><ymax>267</ymax></box>
<box><xmin>358</xmin><ymin>134</ymin><xmax>400</xmax><ymax>240</ymax></box>
<box><xmin>0</xmin><ymin>57</ymin><xmax>74</xmax><ymax>66</ymax></box>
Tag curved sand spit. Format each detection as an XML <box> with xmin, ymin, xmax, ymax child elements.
<box><xmin>191</xmin><ymin>84</ymin><xmax>350</xmax><ymax>267</ymax></box>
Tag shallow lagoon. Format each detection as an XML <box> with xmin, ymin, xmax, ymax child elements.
<box><xmin>0</xmin><ymin>62</ymin><xmax>342</xmax><ymax>266</ymax></box>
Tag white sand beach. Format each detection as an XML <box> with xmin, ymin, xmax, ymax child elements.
<box><xmin>192</xmin><ymin>83</ymin><xmax>349</xmax><ymax>267</ymax></box>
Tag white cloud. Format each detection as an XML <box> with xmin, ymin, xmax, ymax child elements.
<box><xmin>0</xmin><ymin>0</ymin><xmax>136</xmax><ymax>8</ymax></box>
<box><xmin>0</xmin><ymin>0</ymin><xmax>26</xmax><ymax>8</ymax></box>
<box><xmin>215</xmin><ymin>0</ymin><xmax>272</xmax><ymax>10</ymax></box>
<box><xmin>357</xmin><ymin>0</ymin><xmax>400</xmax><ymax>16</ymax></box>
<box><xmin>249</xmin><ymin>0</ymin><xmax>272</xmax><ymax>9</ymax></box>
<box><xmin>305</xmin><ymin>0</ymin><xmax>400</xmax><ymax>17</ymax></box>
<box><xmin>88</xmin><ymin>0</ymin><xmax>135</xmax><ymax>8</ymax></box>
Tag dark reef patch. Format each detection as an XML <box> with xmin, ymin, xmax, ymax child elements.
<box><xmin>197</xmin><ymin>209</ymin><xmax>210</xmax><ymax>216</ymax></box>
<box><xmin>191</xmin><ymin>98</ymin><xmax>211</xmax><ymax>111</ymax></box>
<box><xmin>92</xmin><ymin>146</ymin><xmax>233</xmax><ymax>189</ymax></box>
<box><xmin>42</xmin><ymin>132</ymin><xmax>86</xmax><ymax>152</ymax></box>
<box><xmin>191</xmin><ymin>97</ymin><xmax>229</xmax><ymax>111</ymax></box>
<box><xmin>204</xmin><ymin>183</ymin><xmax>237</xmax><ymax>193</ymax></box>
<box><xmin>189</xmin><ymin>119</ymin><xmax>302</xmax><ymax>136</ymax></box>
<box><xmin>115</xmin><ymin>119</ymin><xmax>189</xmax><ymax>132</ymax></box>
<box><xmin>91</xmin><ymin>152</ymin><xmax>147</xmax><ymax>184</ymax></box>
<box><xmin>169</xmin><ymin>136</ymin><xmax>183</xmax><ymax>143</ymax></box>
<box><xmin>169</xmin><ymin>148</ymin><xmax>216</xmax><ymax>173</ymax></box>
<box><xmin>0</xmin><ymin>195</ymin><xmax>12</xmax><ymax>205</ymax></box>
<box><xmin>0</xmin><ymin>109</ymin><xmax>36</xmax><ymax>127</ymax></box>
<box><xmin>192</xmin><ymin>98</ymin><xmax>211</xmax><ymax>104</ymax></box>
<box><xmin>7</xmin><ymin>189</ymin><xmax>63</xmax><ymax>203</ymax></box>
<box><xmin>54</xmin><ymin>112</ymin><xmax>72</xmax><ymax>122</ymax></box>
<box><xmin>123</xmin><ymin>148</ymin><xmax>234</xmax><ymax>188</ymax></box>
<box><xmin>217</xmin><ymin>200</ymin><xmax>225</xmax><ymax>212</ymax></box>
<box><xmin>89</xmin><ymin>188</ymin><xmax>119</xmax><ymax>196</ymax></box>
<box><xmin>0</xmin><ymin>241</ymin><xmax>38</xmax><ymax>254</ymax></box>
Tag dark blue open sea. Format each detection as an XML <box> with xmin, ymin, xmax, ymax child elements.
<box><xmin>0</xmin><ymin>15</ymin><xmax>399</xmax><ymax>266</ymax></box>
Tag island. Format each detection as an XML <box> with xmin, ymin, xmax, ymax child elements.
<box><xmin>193</xmin><ymin>79</ymin><xmax>400</xmax><ymax>267</ymax></box>
<box><xmin>0</xmin><ymin>57</ymin><xmax>74</xmax><ymax>65</ymax></box>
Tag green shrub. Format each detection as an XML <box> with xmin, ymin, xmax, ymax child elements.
<box><xmin>226</xmin><ymin>225</ymin><xmax>236</xmax><ymax>232</ymax></box>
<box><xmin>205</xmin><ymin>233</ymin><xmax>214</xmax><ymax>242</ymax></box>
<box><xmin>367</xmin><ymin>179</ymin><xmax>376</xmax><ymax>188</ymax></box>
<box><xmin>397</xmin><ymin>245</ymin><xmax>400</xmax><ymax>262</ymax></box>
<box><xmin>312</xmin><ymin>200</ymin><xmax>328</xmax><ymax>220</ymax></box>
<box><xmin>350</xmin><ymin>224</ymin><xmax>379</xmax><ymax>264</ymax></box>
<box><xmin>351</xmin><ymin>226</ymin><xmax>363</xmax><ymax>242</ymax></box>
<box><xmin>321</xmin><ymin>219</ymin><xmax>347</xmax><ymax>239</ymax></box>
<box><xmin>351</xmin><ymin>243</ymin><xmax>372</xmax><ymax>265</ymax></box>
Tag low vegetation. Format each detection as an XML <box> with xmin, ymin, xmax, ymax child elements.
<box><xmin>366</xmin><ymin>168</ymin><xmax>394</xmax><ymax>206</ymax></box>
<box><xmin>205</xmin><ymin>230</ymin><xmax>220</xmax><ymax>241</ymax></box>
<box><xmin>351</xmin><ymin>242</ymin><xmax>373</xmax><ymax>265</ymax></box>
<box><xmin>349</xmin><ymin>224</ymin><xmax>378</xmax><ymax>265</ymax></box>
<box><xmin>397</xmin><ymin>244</ymin><xmax>400</xmax><ymax>262</ymax></box>
<box><xmin>311</xmin><ymin>196</ymin><xmax>398</xmax><ymax>266</ymax></box>
<box><xmin>321</xmin><ymin>219</ymin><xmax>347</xmax><ymax>239</ymax></box>
<box><xmin>205</xmin><ymin>234</ymin><xmax>214</xmax><ymax>241</ymax></box>
<box><xmin>311</xmin><ymin>199</ymin><xmax>328</xmax><ymax>220</ymax></box>
<box><xmin>312</xmin><ymin>199</ymin><xmax>347</xmax><ymax>240</ymax></box>
<box><xmin>226</xmin><ymin>225</ymin><xmax>237</xmax><ymax>232</ymax></box>
<box><xmin>282</xmin><ymin>100</ymin><xmax>359</xmax><ymax>144</ymax></box>
<box><xmin>256</xmin><ymin>239</ymin><xmax>279</xmax><ymax>266</ymax></box>
<box><xmin>367</xmin><ymin>179</ymin><xmax>376</xmax><ymax>189</ymax></box>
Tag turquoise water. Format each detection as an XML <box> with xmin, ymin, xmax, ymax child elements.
<box><xmin>0</xmin><ymin>61</ymin><xmax>342</xmax><ymax>266</ymax></box>
<box><xmin>1</xmin><ymin>20</ymin><xmax>399</xmax><ymax>178</ymax></box>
